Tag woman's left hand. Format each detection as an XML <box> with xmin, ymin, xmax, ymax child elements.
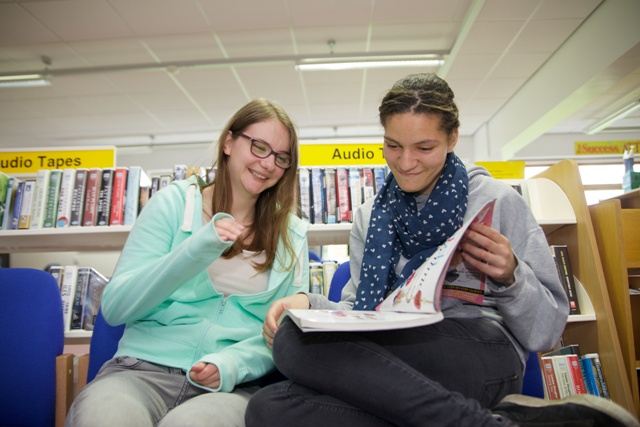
<box><xmin>459</xmin><ymin>221</ymin><xmax>517</xmax><ymax>286</ymax></box>
<box><xmin>189</xmin><ymin>362</ymin><xmax>221</xmax><ymax>389</ymax></box>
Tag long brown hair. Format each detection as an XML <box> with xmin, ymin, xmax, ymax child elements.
<box><xmin>204</xmin><ymin>98</ymin><xmax>299</xmax><ymax>272</ymax></box>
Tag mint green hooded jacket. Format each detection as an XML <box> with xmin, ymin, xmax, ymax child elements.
<box><xmin>101</xmin><ymin>175</ymin><xmax>309</xmax><ymax>392</ymax></box>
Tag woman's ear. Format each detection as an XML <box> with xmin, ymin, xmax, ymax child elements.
<box><xmin>447</xmin><ymin>129</ymin><xmax>459</xmax><ymax>153</ymax></box>
<box><xmin>223</xmin><ymin>131</ymin><xmax>234</xmax><ymax>155</ymax></box>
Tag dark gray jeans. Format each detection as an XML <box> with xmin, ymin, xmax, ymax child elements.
<box><xmin>65</xmin><ymin>356</ymin><xmax>259</xmax><ymax>427</ymax></box>
<box><xmin>246</xmin><ymin>317</ymin><xmax>522</xmax><ymax>427</ymax></box>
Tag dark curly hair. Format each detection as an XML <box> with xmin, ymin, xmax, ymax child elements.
<box><xmin>379</xmin><ymin>73</ymin><xmax>460</xmax><ymax>136</ymax></box>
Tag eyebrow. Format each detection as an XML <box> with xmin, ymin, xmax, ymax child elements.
<box><xmin>383</xmin><ymin>136</ymin><xmax>439</xmax><ymax>145</ymax></box>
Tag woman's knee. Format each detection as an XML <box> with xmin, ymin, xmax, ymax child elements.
<box><xmin>65</xmin><ymin>374</ymin><xmax>163</xmax><ymax>427</ymax></box>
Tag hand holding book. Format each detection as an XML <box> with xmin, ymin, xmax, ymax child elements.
<box><xmin>282</xmin><ymin>199</ymin><xmax>497</xmax><ymax>333</ymax></box>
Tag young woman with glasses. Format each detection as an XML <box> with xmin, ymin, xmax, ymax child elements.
<box><xmin>66</xmin><ymin>99</ymin><xmax>310</xmax><ymax>427</ymax></box>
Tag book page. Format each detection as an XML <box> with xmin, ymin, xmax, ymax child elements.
<box><xmin>377</xmin><ymin>199</ymin><xmax>496</xmax><ymax>313</ymax></box>
<box><xmin>284</xmin><ymin>309</ymin><xmax>444</xmax><ymax>332</ymax></box>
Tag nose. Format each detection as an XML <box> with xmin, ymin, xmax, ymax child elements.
<box><xmin>259</xmin><ymin>153</ymin><xmax>278</xmax><ymax>170</ymax></box>
<box><xmin>397</xmin><ymin>148</ymin><xmax>416</xmax><ymax>171</ymax></box>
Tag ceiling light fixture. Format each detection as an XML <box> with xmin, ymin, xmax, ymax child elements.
<box><xmin>295</xmin><ymin>55</ymin><xmax>445</xmax><ymax>71</ymax></box>
<box><xmin>0</xmin><ymin>74</ymin><xmax>51</xmax><ymax>88</ymax></box>
<box><xmin>584</xmin><ymin>98</ymin><xmax>640</xmax><ymax>135</ymax></box>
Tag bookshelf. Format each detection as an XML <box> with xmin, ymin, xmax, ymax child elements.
<box><xmin>589</xmin><ymin>189</ymin><xmax>640</xmax><ymax>414</ymax></box>
<box><xmin>533</xmin><ymin>160</ymin><xmax>636</xmax><ymax>416</ymax></box>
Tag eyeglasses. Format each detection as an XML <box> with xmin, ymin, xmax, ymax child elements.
<box><xmin>235</xmin><ymin>132</ymin><xmax>293</xmax><ymax>169</ymax></box>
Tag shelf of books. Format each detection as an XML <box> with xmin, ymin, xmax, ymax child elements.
<box><xmin>589</xmin><ymin>189</ymin><xmax>640</xmax><ymax>414</ymax></box>
<box><xmin>533</xmin><ymin>159</ymin><xmax>636</xmax><ymax>416</ymax></box>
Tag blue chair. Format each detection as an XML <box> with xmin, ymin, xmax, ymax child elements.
<box><xmin>309</xmin><ymin>250</ymin><xmax>322</xmax><ymax>262</ymax></box>
<box><xmin>0</xmin><ymin>268</ymin><xmax>74</xmax><ymax>427</ymax></box>
<box><xmin>84</xmin><ymin>308</ymin><xmax>126</xmax><ymax>383</ymax></box>
<box><xmin>324</xmin><ymin>260</ymin><xmax>545</xmax><ymax>398</ymax></box>
<box><xmin>522</xmin><ymin>351</ymin><xmax>545</xmax><ymax>398</ymax></box>
<box><xmin>328</xmin><ymin>261</ymin><xmax>351</xmax><ymax>302</ymax></box>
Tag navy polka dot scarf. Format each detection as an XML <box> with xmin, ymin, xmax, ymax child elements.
<box><xmin>353</xmin><ymin>152</ymin><xmax>469</xmax><ymax>310</ymax></box>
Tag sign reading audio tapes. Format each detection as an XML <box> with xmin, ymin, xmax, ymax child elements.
<box><xmin>0</xmin><ymin>146</ymin><xmax>116</xmax><ymax>174</ymax></box>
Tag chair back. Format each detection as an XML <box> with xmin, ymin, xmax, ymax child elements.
<box><xmin>0</xmin><ymin>268</ymin><xmax>64</xmax><ymax>427</ymax></box>
<box><xmin>86</xmin><ymin>308</ymin><xmax>125</xmax><ymax>383</ymax></box>
<box><xmin>328</xmin><ymin>261</ymin><xmax>351</xmax><ymax>302</ymax></box>
<box><xmin>309</xmin><ymin>250</ymin><xmax>322</xmax><ymax>262</ymax></box>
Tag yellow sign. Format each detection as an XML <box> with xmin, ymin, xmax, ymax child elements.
<box><xmin>0</xmin><ymin>147</ymin><xmax>116</xmax><ymax>174</ymax></box>
<box><xmin>300</xmin><ymin>143</ymin><xmax>385</xmax><ymax>167</ymax></box>
<box><xmin>476</xmin><ymin>161</ymin><xmax>525</xmax><ymax>179</ymax></box>
<box><xmin>574</xmin><ymin>140</ymin><xmax>640</xmax><ymax>156</ymax></box>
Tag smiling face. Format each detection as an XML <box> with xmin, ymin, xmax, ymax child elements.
<box><xmin>383</xmin><ymin>112</ymin><xmax>458</xmax><ymax>196</ymax></box>
<box><xmin>223</xmin><ymin>118</ymin><xmax>291</xmax><ymax>201</ymax></box>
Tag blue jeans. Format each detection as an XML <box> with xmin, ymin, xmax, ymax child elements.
<box><xmin>66</xmin><ymin>356</ymin><xmax>259</xmax><ymax>427</ymax></box>
<box><xmin>246</xmin><ymin>317</ymin><xmax>521</xmax><ymax>427</ymax></box>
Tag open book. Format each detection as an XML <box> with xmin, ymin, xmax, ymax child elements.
<box><xmin>283</xmin><ymin>199</ymin><xmax>496</xmax><ymax>332</ymax></box>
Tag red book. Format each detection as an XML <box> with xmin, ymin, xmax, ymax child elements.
<box><xmin>566</xmin><ymin>354</ymin><xmax>588</xmax><ymax>394</ymax></box>
<box><xmin>109</xmin><ymin>167</ymin><xmax>128</xmax><ymax>226</ymax></box>
<box><xmin>541</xmin><ymin>356</ymin><xmax>561</xmax><ymax>400</ymax></box>
<box><xmin>82</xmin><ymin>168</ymin><xmax>102</xmax><ymax>227</ymax></box>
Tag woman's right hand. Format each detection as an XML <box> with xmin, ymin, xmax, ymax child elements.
<box><xmin>214</xmin><ymin>217</ymin><xmax>245</xmax><ymax>242</ymax></box>
<box><xmin>263</xmin><ymin>293</ymin><xmax>310</xmax><ymax>348</ymax></box>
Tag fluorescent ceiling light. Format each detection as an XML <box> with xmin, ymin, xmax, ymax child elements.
<box><xmin>584</xmin><ymin>98</ymin><xmax>640</xmax><ymax>135</ymax></box>
<box><xmin>0</xmin><ymin>74</ymin><xmax>51</xmax><ymax>88</ymax></box>
<box><xmin>295</xmin><ymin>55</ymin><xmax>444</xmax><ymax>71</ymax></box>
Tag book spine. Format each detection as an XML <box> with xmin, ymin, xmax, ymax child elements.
<box><xmin>150</xmin><ymin>176</ymin><xmax>160</xmax><ymax>198</ymax></box>
<box><xmin>309</xmin><ymin>262</ymin><xmax>324</xmax><ymax>295</ymax></box>
<box><xmin>324</xmin><ymin>168</ymin><xmax>337</xmax><ymax>224</ymax></box>
<box><xmin>159</xmin><ymin>175</ymin><xmax>172</xmax><ymax>189</ymax></box>
<box><xmin>43</xmin><ymin>170</ymin><xmax>62</xmax><ymax>228</ymax></box>
<box><xmin>336</xmin><ymin>167</ymin><xmax>351</xmax><ymax>222</ymax></box>
<box><xmin>11</xmin><ymin>180</ymin><xmax>26</xmax><ymax>230</ymax></box>
<box><xmin>109</xmin><ymin>167</ymin><xmax>128</xmax><ymax>225</ymax></box>
<box><xmin>584</xmin><ymin>353</ymin><xmax>610</xmax><ymax>399</ymax></box>
<box><xmin>361</xmin><ymin>167</ymin><xmax>375</xmax><ymax>203</ymax></box>
<box><xmin>18</xmin><ymin>179</ymin><xmax>35</xmax><ymax>229</ymax></box>
<box><xmin>1</xmin><ymin>176</ymin><xmax>15</xmax><ymax>230</ymax></box>
<box><xmin>70</xmin><ymin>267</ymin><xmax>90</xmax><ymax>330</ymax></box>
<box><xmin>310</xmin><ymin>168</ymin><xmax>325</xmax><ymax>224</ymax></box>
<box><xmin>81</xmin><ymin>268</ymin><xmax>109</xmax><ymax>331</ymax></box>
<box><xmin>322</xmin><ymin>261</ymin><xmax>338</xmax><ymax>298</ymax></box>
<box><xmin>579</xmin><ymin>356</ymin><xmax>600</xmax><ymax>396</ymax></box>
<box><xmin>298</xmin><ymin>168</ymin><xmax>311</xmax><ymax>222</ymax></box>
<box><xmin>373</xmin><ymin>167</ymin><xmax>386</xmax><ymax>194</ymax></box>
<box><xmin>70</xmin><ymin>168</ymin><xmax>88</xmax><ymax>227</ymax></box>
<box><xmin>173</xmin><ymin>164</ymin><xmax>187</xmax><ymax>181</ymax></box>
<box><xmin>82</xmin><ymin>169</ymin><xmax>102</xmax><ymax>227</ymax></box>
<box><xmin>565</xmin><ymin>354</ymin><xmax>587</xmax><ymax>394</ymax></box>
<box><xmin>540</xmin><ymin>356</ymin><xmax>561</xmax><ymax>400</ymax></box>
<box><xmin>60</xmin><ymin>265</ymin><xmax>79</xmax><ymax>332</ymax></box>
<box><xmin>550</xmin><ymin>245</ymin><xmax>581</xmax><ymax>314</ymax></box>
<box><xmin>30</xmin><ymin>169</ymin><xmax>50</xmax><ymax>229</ymax></box>
<box><xmin>0</xmin><ymin>172</ymin><xmax>8</xmax><ymax>227</ymax></box>
<box><xmin>56</xmin><ymin>168</ymin><xmax>76</xmax><ymax>228</ymax></box>
<box><xmin>551</xmin><ymin>355</ymin><xmax>574</xmax><ymax>398</ymax></box>
<box><xmin>96</xmin><ymin>168</ymin><xmax>114</xmax><ymax>226</ymax></box>
<box><xmin>349</xmin><ymin>167</ymin><xmax>362</xmax><ymax>217</ymax></box>
<box><xmin>123</xmin><ymin>166</ymin><xmax>141</xmax><ymax>225</ymax></box>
